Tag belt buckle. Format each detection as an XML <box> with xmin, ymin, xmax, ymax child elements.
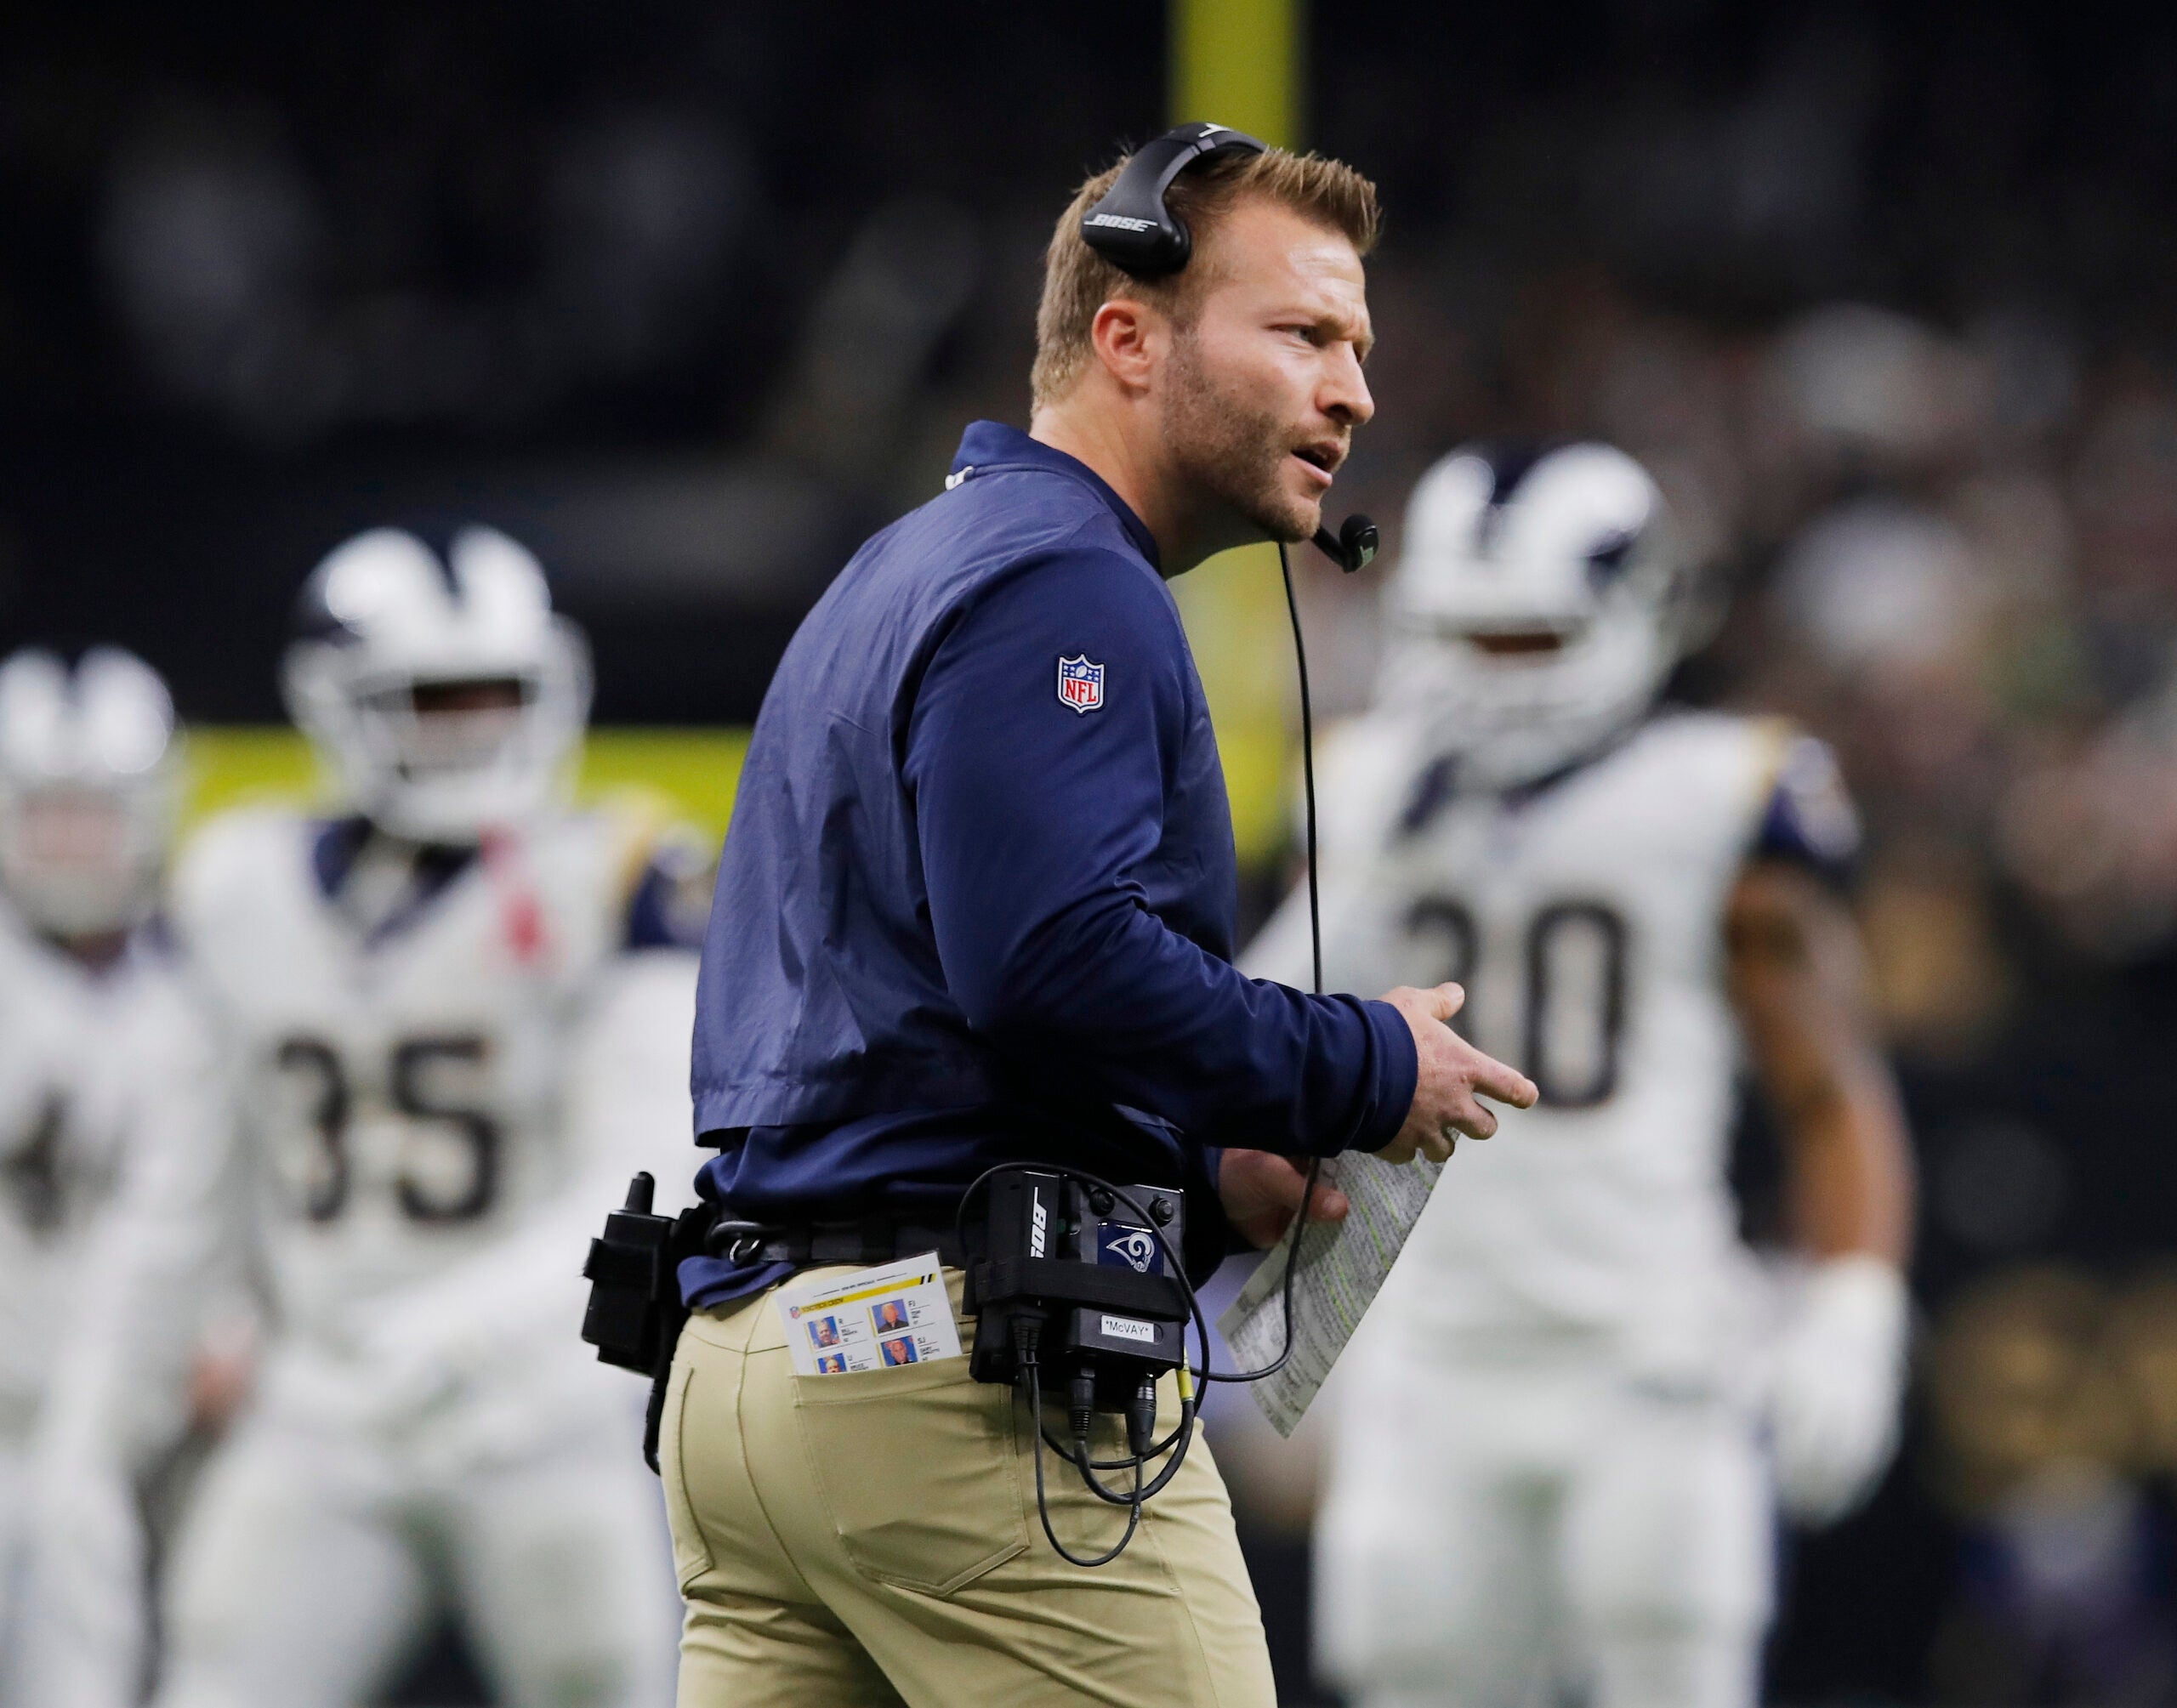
<box><xmin>710</xmin><ymin>1220</ymin><xmax>775</xmax><ymax>1265</ymax></box>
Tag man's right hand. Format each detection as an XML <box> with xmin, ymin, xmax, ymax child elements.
<box><xmin>1373</xmin><ymin>983</ymin><xmax>1538</xmax><ymax>1165</ymax></box>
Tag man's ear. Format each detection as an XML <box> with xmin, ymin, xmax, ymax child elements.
<box><xmin>1088</xmin><ymin>297</ymin><xmax>1165</xmax><ymax>395</ymax></box>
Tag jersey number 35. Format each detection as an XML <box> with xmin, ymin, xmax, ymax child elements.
<box><xmin>270</xmin><ymin>1035</ymin><xmax>500</xmax><ymax>1224</ymax></box>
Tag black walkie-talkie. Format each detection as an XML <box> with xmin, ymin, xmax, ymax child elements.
<box><xmin>580</xmin><ymin>1172</ymin><xmax>716</xmax><ymax>1472</ymax></box>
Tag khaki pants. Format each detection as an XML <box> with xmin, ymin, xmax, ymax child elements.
<box><xmin>661</xmin><ymin>1268</ymin><xmax>1277</xmax><ymax>1707</ymax></box>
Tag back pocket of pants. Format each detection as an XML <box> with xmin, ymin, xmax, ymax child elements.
<box><xmin>659</xmin><ymin>1355</ymin><xmax>716</xmax><ymax>1592</ymax></box>
<box><xmin>791</xmin><ymin>1358</ymin><xmax>1027</xmax><ymax>1596</ymax></box>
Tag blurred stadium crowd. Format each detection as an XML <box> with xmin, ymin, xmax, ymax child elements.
<box><xmin>4</xmin><ymin>1</ymin><xmax>2177</xmax><ymax>1702</ymax></box>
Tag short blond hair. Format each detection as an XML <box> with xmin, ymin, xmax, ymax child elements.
<box><xmin>1030</xmin><ymin>145</ymin><xmax>1382</xmax><ymax>409</ymax></box>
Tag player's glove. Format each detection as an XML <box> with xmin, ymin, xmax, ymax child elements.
<box><xmin>1768</xmin><ymin>1254</ymin><xmax>1910</xmax><ymax>1525</ymax></box>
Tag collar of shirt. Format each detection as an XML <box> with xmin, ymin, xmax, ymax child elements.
<box><xmin>948</xmin><ymin>420</ymin><xmax>1161</xmax><ymax>573</ymax></box>
<box><xmin>311</xmin><ymin>814</ymin><xmax>478</xmax><ymax>944</ymax></box>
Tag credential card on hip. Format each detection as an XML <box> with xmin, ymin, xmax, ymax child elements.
<box><xmin>776</xmin><ymin>1253</ymin><xmax>964</xmax><ymax>1376</ymax></box>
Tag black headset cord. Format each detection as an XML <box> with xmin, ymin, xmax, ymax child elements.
<box><xmin>952</xmin><ymin>536</ymin><xmax>1338</xmax><ymax>1561</ymax></box>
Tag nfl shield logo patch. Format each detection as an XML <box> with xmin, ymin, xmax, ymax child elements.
<box><xmin>1056</xmin><ymin>655</ymin><xmax>1105</xmax><ymax>714</ymax></box>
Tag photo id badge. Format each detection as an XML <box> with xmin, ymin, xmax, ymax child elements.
<box><xmin>776</xmin><ymin>1253</ymin><xmax>964</xmax><ymax>1376</ymax></box>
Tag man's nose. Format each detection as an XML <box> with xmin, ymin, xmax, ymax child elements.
<box><xmin>1322</xmin><ymin>344</ymin><xmax>1373</xmax><ymax>428</ymax></box>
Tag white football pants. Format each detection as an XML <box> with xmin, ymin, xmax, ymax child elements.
<box><xmin>152</xmin><ymin>1408</ymin><xmax>678</xmax><ymax>1708</ymax></box>
<box><xmin>1314</xmin><ymin>1338</ymin><xmax>1772</xmax><ymax>1708</ymax></box>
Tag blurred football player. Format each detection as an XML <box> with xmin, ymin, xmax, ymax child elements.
<box><xmin>1246</xmin><ymin>444</ymin><xmax>1917</xmax><ymax>1708</ymax></box>
<box><xmin>0</xmin><ymin>647</ymin><xmax>207</xmax><ymax>1694</ymax></box>
<box><xmin>36</xmin><ymin>528</ymin><xmax>702</xmax><ymax>1707</ymax></box>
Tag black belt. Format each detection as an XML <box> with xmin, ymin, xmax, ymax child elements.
<box><xmin>705</xmin><ymin>1216</ymin><xmax>967</xmax><ymax>1270</ymax></box>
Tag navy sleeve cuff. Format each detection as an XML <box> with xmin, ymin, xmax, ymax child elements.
<box><xmin>1352</xmin><ymin>997</ymin><xmax>1418</xmax><ymax>1155</ymax></box>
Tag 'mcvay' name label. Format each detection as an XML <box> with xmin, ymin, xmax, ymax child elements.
<box><xmin>1100</xmin><ymin>1314</ymin><xmax>1156</xmax><ymax>1343</ymax></box>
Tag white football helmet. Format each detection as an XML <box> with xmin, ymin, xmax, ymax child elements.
<box><xmin>0</xmin><ymin>647</ymin><xmax>180</xmax><ymax>936</ymax></box>
<box><xmin>281</xmin><ymin>526</ymin><xmax>592</xmax><ymax>843</ymax></box>
<box><xmin>1378</xmin><ymin>441</ymin><xmax>1695</xmax><ymax>788</ymax></box>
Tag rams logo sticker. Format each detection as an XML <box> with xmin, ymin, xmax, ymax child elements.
<box><xmin>1098</xmin><ymin>1225</ymin><xmax>1160</xmax><ymax>1274</ymax></box>
<box><xmin>1056</xmin><ymin>655</ymin><xmax>1105</xmax><ymax>714</ymax></box>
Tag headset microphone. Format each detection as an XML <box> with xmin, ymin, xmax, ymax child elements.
<box><xmin>1314</xmin><ymin>513</ymin><xmax>1379</xmax><ymax>574</ymax></box>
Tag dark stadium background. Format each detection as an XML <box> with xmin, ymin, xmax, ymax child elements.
<box><xmin>10</xmin><ymin>3</ymin><xmax>2177</xmax><ymax>1702</ymax></box>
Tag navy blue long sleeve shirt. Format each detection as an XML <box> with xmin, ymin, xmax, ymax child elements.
<box><xmin>681</xmin><ymin>422</ymin><xmax>1417</xmax><ymax>1306</ymax></box>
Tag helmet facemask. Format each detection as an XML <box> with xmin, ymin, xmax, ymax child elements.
<box><xmin>282</xmin><ymin>528</ymin><xmax>592</xmax><ymax>844</ymax></box>
<box><xmin>1379</xmin><ymin>444</ymin><xmax>1695</xmax><ymax>790</ymax></box>
<box><xmin>0</xmin><ymin>648</ymin><xmax>179</xmax><ymax>938</ymax></box>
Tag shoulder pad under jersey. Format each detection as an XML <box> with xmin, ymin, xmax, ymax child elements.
<box><xmin>1750</xmin><ymin>729</ymin><xmax>1862</xmax><ymax>888</ymax></box>
<box><xmin>587</xmin><ymin>792</ymin><xmax>715</xmax><ymax>951</ymax></box>
<box><xmin>171</xmin><ymin>807</ymin><xmax>314</xmax><ymax>945</ymax></box>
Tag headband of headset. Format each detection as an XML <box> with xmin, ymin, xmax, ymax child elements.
<box><xmin>1080</xmin><ymin>122</ymin><xmax>1269</xmax><ymax>277</ymax></box>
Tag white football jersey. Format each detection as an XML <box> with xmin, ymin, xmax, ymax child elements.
<box><xmin>168</xmin><ymin>804</ymin><xmax>703</xmax><ymax>1433</ymax></box>
<box><xmin>1248</xmin><ymin>711</ymin><xmax>1853</xmax><ymax>1376</ymax></box>
<box><xmin>0</xmin><ymin>919</ymin><xmax>210</xmax><ymax>1441</ymax></box>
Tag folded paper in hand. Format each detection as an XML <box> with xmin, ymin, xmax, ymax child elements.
<box><xmin>1217</xmin><ymin>1151</ymin><xmax>1444</xmax><ymax>1436</ymax></box>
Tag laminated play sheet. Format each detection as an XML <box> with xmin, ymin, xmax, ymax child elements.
<box><xmin>776</xmin><ymin>1253</ymin><xmax>964</xmax><ymax>1376</ymax></box>
<box><xmin>1218</xmin><ymin>1152</ymin><xmax>1443</xmax><ymax>1436</ymax></box>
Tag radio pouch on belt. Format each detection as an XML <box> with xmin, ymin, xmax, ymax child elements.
<box><xmin>581</xmin><ymin>1172</ymin><xmax>715</xmax><ymax>1473</ymax></box>
<box><xmin>964</xmin><ymin>1169</ymin><xmax>1189</xmax><ymax>1409</ymax></box>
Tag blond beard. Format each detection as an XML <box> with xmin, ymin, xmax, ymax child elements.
<box><xmin>1162</xmin><ymin>334</ymin><xmax>1317</xmax><ymax>544</ymax></box>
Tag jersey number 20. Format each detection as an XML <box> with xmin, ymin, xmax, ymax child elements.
<box><xmin>1409</xmin><ymin>898</ymin><xmax>1628</xmax><ymax>1108</ymax></box>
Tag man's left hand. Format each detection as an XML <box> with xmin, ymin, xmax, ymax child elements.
<box><xmin>1219</xmin><ymin>1149</ymin><xmax>1350</xmax><ymax>1249</ymax></box>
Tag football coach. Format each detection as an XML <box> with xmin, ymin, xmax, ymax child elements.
<box><xmin>663</xmin><ymin>130</ymin><xmax>1538</xmax><ymax>1707</ymax></box>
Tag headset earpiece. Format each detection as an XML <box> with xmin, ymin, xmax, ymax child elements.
<box><xmin>1080</xmin><ymin>122</ymin><xmax>1268</xmax><ymax>278</ymax></box>
<box><xmin>1313</xmin><ymin>514</ymin><xmax>1379</xmax><ymax>574</ymax></box>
